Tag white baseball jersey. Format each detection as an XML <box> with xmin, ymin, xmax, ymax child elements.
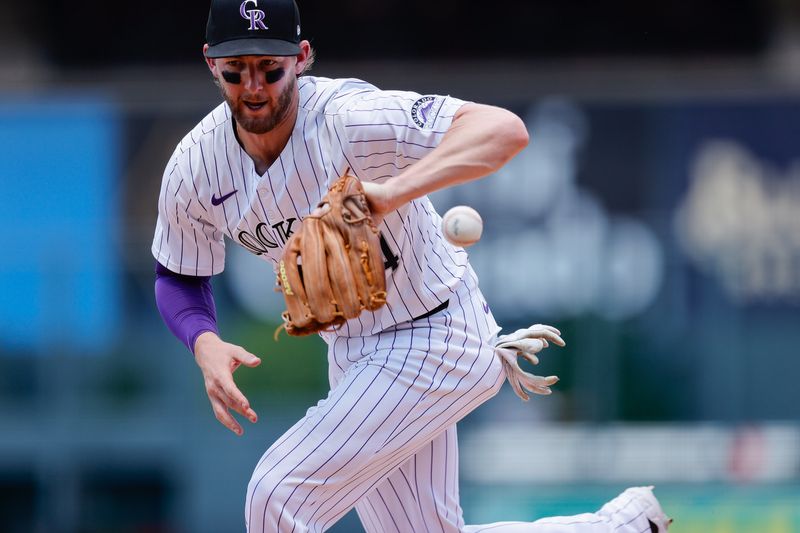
<box><xmin>152</xmin><ymin>76</ymin><xmax>470</xmax><ymax>337</ymax></box>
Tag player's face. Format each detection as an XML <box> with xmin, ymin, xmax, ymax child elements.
<box><xmin>213</xmin><ymin>55</ymin><xmax>297</xmax><ymax>134</ymax></box>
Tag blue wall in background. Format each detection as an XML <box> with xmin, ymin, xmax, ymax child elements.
<box><xmin>0</xmin><ymin>97</ymin><xmax>121</xmax><ymax>354</ymax></box>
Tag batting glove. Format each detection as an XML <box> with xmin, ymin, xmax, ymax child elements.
<box><xmin>494</xmin><ymin>324</ymin><xmax>565</xmax><ymax>401</ymax></box>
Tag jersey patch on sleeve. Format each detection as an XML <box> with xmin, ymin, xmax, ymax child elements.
<box><xmin>410</xmin><ymin>96</ymin><xmax>446</xmax><ymax>130</ymax></box>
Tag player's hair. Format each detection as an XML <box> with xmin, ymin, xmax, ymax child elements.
<box><xmin>299</xmin><ymin>45</ymin><xmax>316</xmax><ymax>76</ymax></box>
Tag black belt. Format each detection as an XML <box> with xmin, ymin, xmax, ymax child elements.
<box><xmin>413</xmin><ymin>300</ymin><xmax>449</xmax><ymax>321</ymax></box>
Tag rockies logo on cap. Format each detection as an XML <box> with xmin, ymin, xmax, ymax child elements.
<box><xmin>240</xmin><ymin>0</ymin><xmax>268</xmax><ymax>31</ymax></box>
<box><xmin>205</xmin><ymin>0</ymin><xmax>301</xmax><ymax>58</ymax></box>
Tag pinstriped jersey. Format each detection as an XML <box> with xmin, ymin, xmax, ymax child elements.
<box><xmin>152</xmin><ymin>76</ymin><xmax>471</xmax><ymax>338</ymax></box>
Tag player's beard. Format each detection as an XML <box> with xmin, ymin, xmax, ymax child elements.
<box><xmin>222</xmin><ymin>75</ymin><xmax>296</xmax><ymax>134</ymax></box>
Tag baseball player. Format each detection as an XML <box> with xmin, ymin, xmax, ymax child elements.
<box><xmin>152</xmin><ymin>0</ymin><xmax>672</xmax><ymax>531</ymax></box>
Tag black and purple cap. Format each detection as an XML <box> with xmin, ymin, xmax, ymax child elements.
<box><xmin>205</xmin><ymin>0</ymin><xmax>302</xmax><ymax>58</ymax></box>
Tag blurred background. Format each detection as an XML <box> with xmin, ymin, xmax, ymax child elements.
<box><xmin>1</xmin><ymin>0</ymin><xmax>799</xmax><ymax>531</ymax></box>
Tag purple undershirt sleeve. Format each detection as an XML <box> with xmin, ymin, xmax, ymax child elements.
<box><xmin>154</xmin><ymin>261</ymin><xmax>219</xmax><ymax>354</ymax></box>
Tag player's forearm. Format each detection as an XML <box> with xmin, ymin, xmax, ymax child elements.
<box><xmin>154</xmin><ymin>262</ymin><xmax>220</xmax><ymax>354</ymax></box>
<box><xmin>385</xmin><ymin>103</ymin><xmax>528</xmax><ymax>210</ymax></box>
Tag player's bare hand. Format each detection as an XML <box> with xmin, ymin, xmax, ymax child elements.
<box><xmin>360</xmin><ymin>180</ymin><xmax>393</xmax><ymax>225</ymax></box>
<box><xmin>194</xmin><ymin>332</ymin><xmax>261</xmax><ymax>435</ymax></box>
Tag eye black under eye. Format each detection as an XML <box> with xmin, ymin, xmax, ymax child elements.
<box><xmin>265</xmin><ymin>68</ymin><xmax>286</xmax><ymax>84</ymax></box>
<box><xmin>221</xmin><ymin>71</ymin><xmax>242</xmax><ymax>84</ymax></box>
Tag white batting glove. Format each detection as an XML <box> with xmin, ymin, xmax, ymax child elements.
<box><xmin>494</xmin><ymin>324</ymin><xmax>565</xmax><ymax>401</ymax></box>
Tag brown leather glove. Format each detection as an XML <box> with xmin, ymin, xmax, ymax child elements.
<box><xmin>276</xmin><ymin>174</ymin><xmax>387</xmax><ymax>336</ymax></box>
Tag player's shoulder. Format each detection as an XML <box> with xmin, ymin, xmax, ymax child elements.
<box><xmin>298</xmin><ymin>75</ymin><xmax>379</xmax><ymax>115</ymax></box>
<box><xmin>168</xmin><ymin>103</ymin><xmax>232</xmax><ymax>171</ymax></box>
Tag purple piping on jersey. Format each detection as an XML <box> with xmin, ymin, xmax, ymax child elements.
<box><xmin>154</xmin><ymin>262</ymin><xmax>218</xmax><ymax>354</ymax></box>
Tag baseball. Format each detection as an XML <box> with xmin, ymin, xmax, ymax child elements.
<box><xmin>441</xmin><ymin>205</ymin><xmax>483</xmax><ymax>247</ymax></box>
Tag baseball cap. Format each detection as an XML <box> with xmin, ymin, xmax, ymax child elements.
<box><xmin>205</xmin><ymin>0</ymin><xmax>302</xmax><ymax>58</ymax></box>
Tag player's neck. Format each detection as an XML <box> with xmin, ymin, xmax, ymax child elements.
<box><xmin>235</xmin><ymin>101</ymin><xmax>299</xmax><ymax>176</ymax></box>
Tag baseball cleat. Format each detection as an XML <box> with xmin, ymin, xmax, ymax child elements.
<box><xmin>598</xmin><ymin>485</ymin><xmax>672</xmax><ymax>532</ymax></box>
<box><xmin>626</xmin><ymin>486</ymin><xmax>672</xmax><ymax>532</ymax></box>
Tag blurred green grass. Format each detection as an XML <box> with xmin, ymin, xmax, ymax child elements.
<box><xmin>224</xmin><ymin>314</ymin><xmax>329</xmax><ymax>397</ymax></box>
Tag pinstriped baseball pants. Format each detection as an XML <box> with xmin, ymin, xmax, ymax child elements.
<box><xmin>245</xmin><ymin>272</ymin><xmax>659</xmax><ymax>533</ymax></box>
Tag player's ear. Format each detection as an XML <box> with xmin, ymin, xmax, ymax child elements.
<box><xmin>294</xmin><ymin>40</ymin><xmax>312</xmax><ymax>76</ymax></box>
<box><xmin>203</xmin><ymin>44</ymin><xmax>219</xmax><ymax>76</ymax></box>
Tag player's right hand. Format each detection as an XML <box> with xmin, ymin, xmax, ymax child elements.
<box><xmin>193</xmin><ymin>332</ymin><xmax>261</xmax><ymax>435</ymax></box>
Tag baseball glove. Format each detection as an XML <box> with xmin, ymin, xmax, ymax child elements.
<box><xmin>276</xmin><ymin>173</ymin><xmax>387</xmax><ymax>336</ymax></box>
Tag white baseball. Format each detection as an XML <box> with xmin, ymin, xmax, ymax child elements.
<box><xmin>441</xmin><ymin>205</ymin><xmax>483</xmax><ymax>247</ymax></box>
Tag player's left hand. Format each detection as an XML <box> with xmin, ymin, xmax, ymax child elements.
<box><xmin>494</xmin><ymin>324</ymin><xmax>566</xmax><ymax>401</ymax></box>
<box><xmin>194</xmin><ymin>332</ymin><xmax>261</xmax><ymax>435</ymax></box>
